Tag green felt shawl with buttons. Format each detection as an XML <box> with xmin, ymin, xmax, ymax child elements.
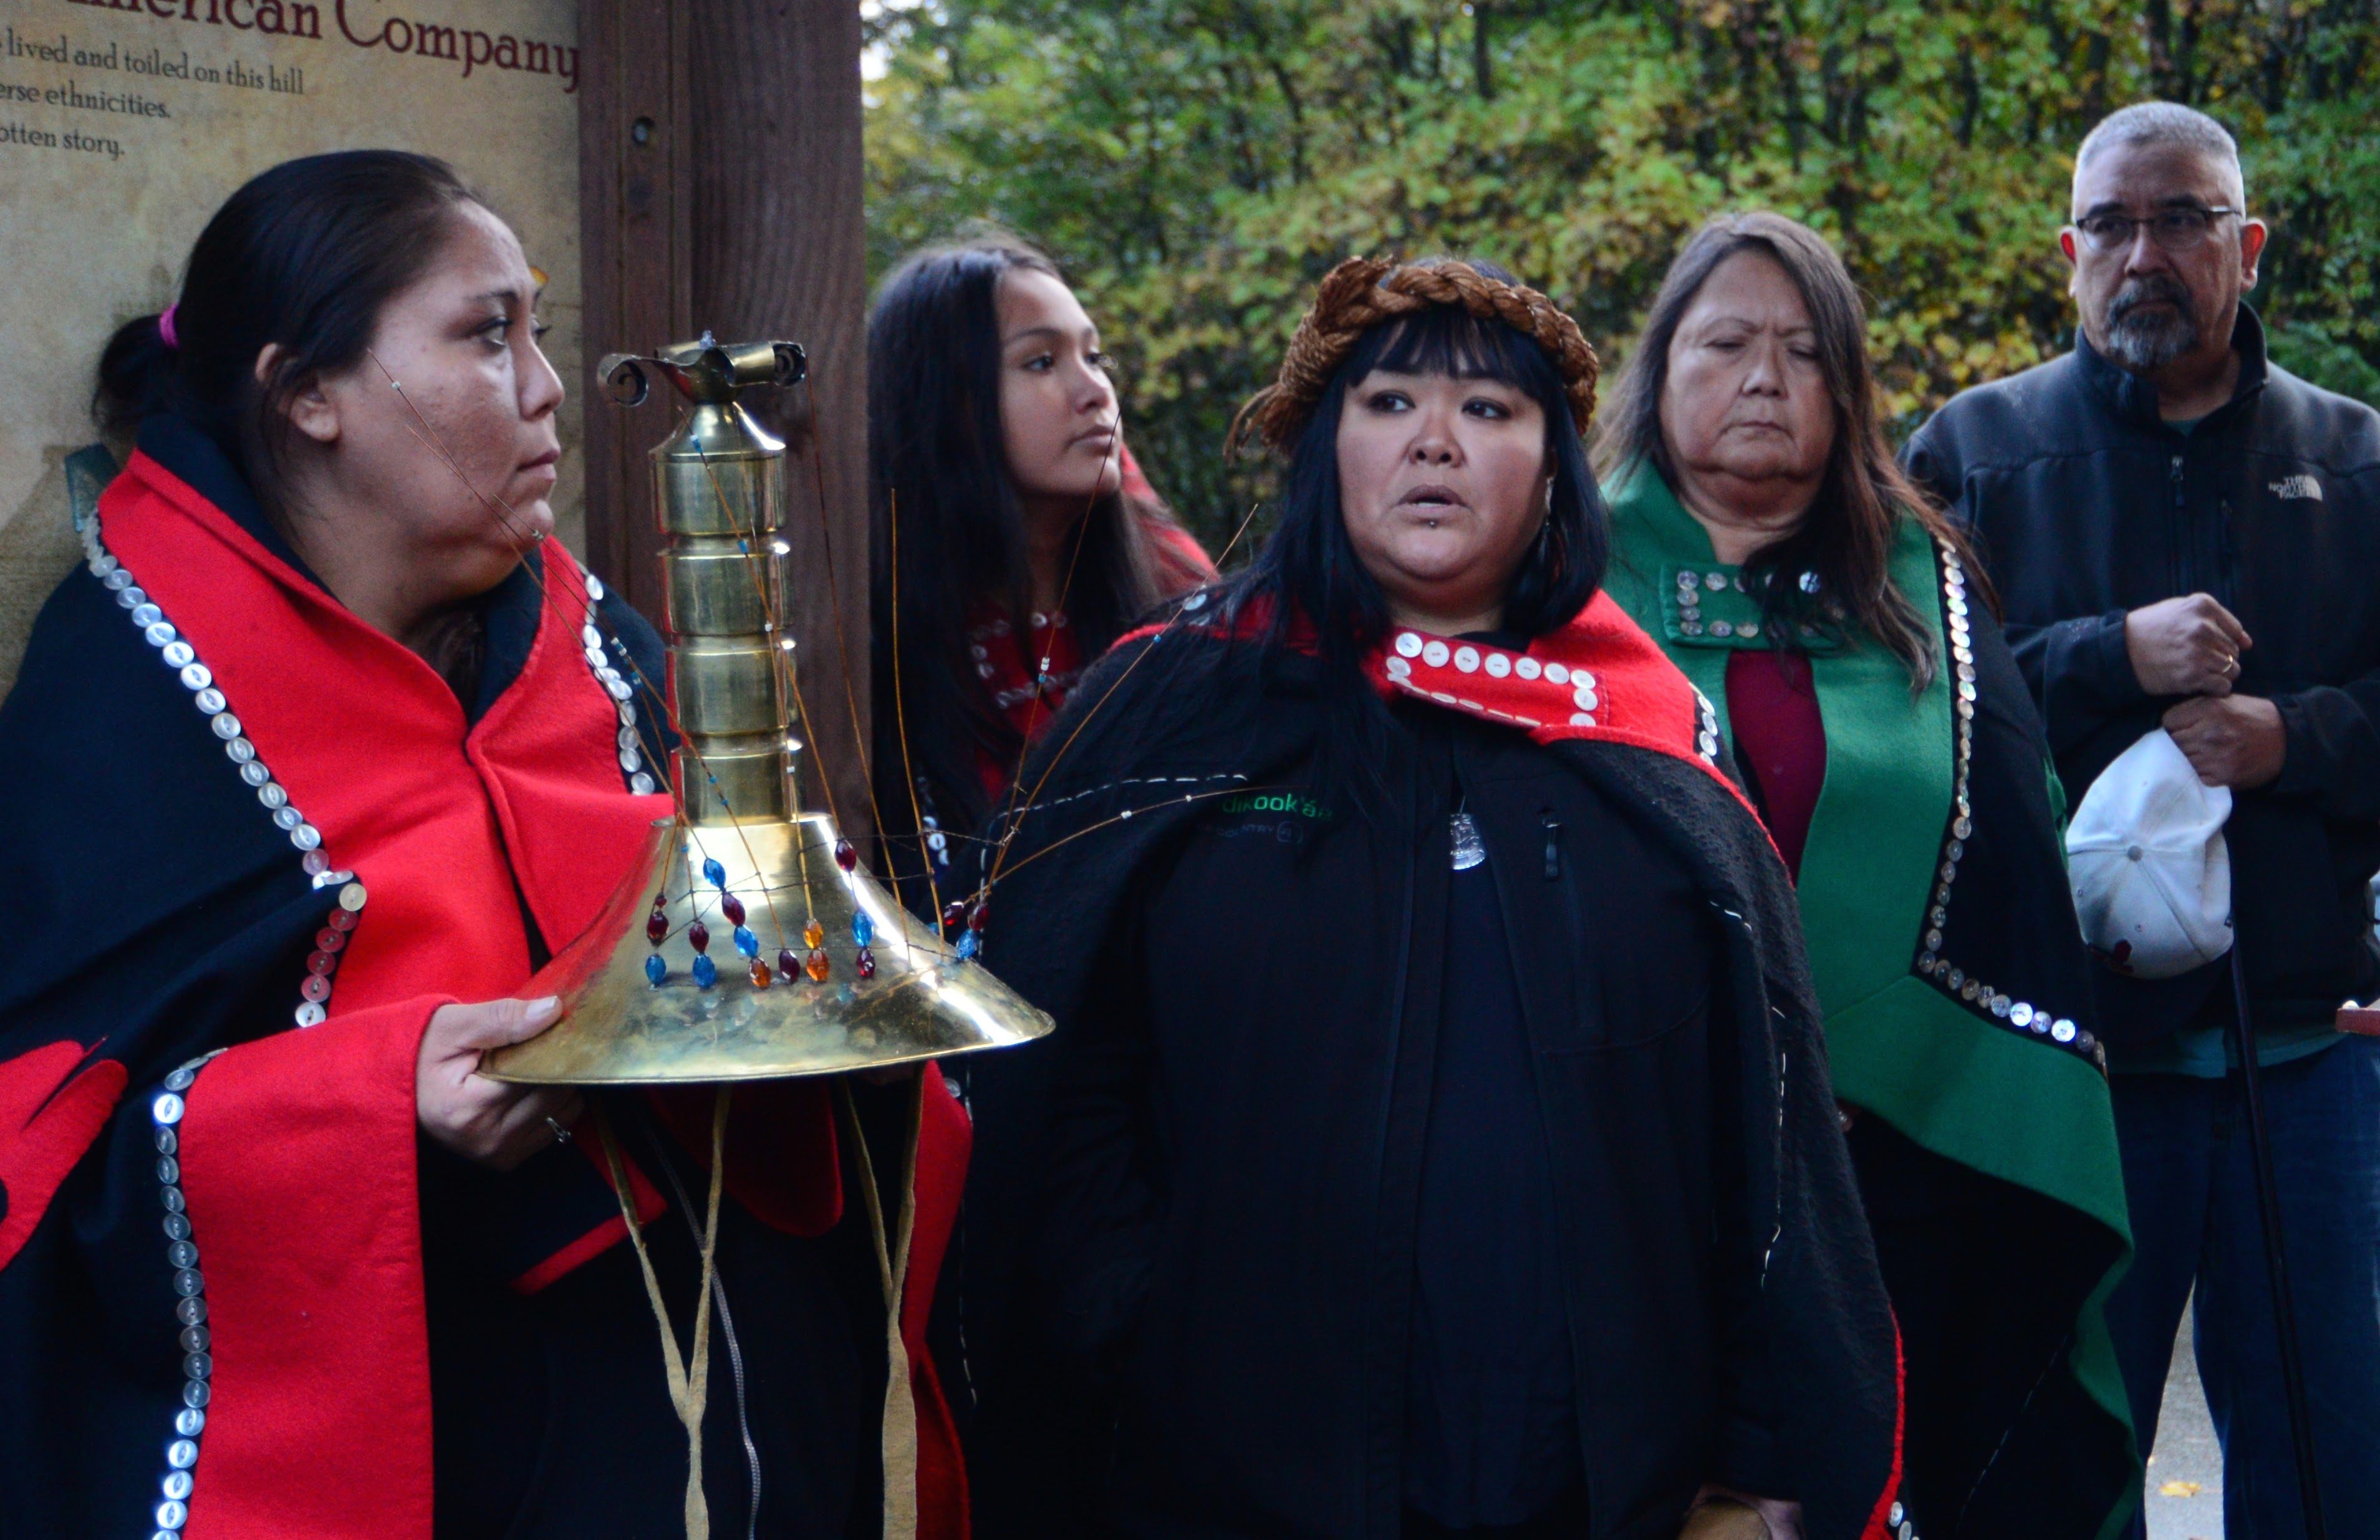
<box><xmin>1604</xmin><ymin>461</ymin><xmax>2137</xmax><ymax>1530</ymax></box>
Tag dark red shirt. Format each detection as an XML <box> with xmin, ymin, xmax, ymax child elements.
<box><xmin>1724</xmin><ymin>648</ymin><xmax>1827</xmax><ymax>880</ymax></box>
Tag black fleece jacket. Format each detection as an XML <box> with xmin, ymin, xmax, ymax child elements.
<box><xmin>1905</xmin><ymin>308</ymin><xmax>2380</xmax><ymax>1041</ymax></box>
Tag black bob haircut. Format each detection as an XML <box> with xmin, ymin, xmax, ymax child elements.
<box><xmin>1223</xmin><ymin>259</ymin><xmax>1609</xmax><ymax>672</ymax></box>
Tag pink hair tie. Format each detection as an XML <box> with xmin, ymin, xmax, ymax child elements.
<box><xmin>158</xmin><ymin>304</ymin><xmax>180</xmax><ymax>351</ymax></box>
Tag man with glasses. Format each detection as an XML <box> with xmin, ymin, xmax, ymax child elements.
<box><xmin>1908</xmin><ymin>101</ymin><xmax>2380</xmax><ymax>1537</ymax></box>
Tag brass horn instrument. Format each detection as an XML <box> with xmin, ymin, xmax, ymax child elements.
<box><xmin>486</xmin><ymin>335</ymin><xmax>1051</xmax><ymax>1083</ymax></box>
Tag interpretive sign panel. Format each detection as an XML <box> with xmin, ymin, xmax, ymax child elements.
<box><xmin>0</xmin><ymin>0</ymin><xmax>581</xmax><ymax>689</ymax></box>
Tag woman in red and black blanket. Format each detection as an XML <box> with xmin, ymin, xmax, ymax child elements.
<box><xmin>959</xmin><ymin>259</ymin><xmax>1909</xmax><ymax>1540</ymax></box>
<box><xmin>0</xmin><ymin>152</ymin><xmax>968</xmax><ymax>1539</ymax></box>
<box><xmin>865</xmin><ymin>235</ymin><xmax>1214</xmax><ymax>918</ymax></box>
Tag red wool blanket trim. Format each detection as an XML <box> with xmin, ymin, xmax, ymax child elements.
<box><xmin>1861</xmin><ymin>1323</ymin><xmax>1910</xmax><ymax>1540</ymax></box>
<box><xmin>0</xmin><ymin>1042</ymin><xmax>128</xmax><ymax>1273</ymax></box>
<box><xmin>1359</xmin><ymin>590</ymin><xmax>1746</xmax><ymax>806</ymax></box>
<box><xmin>1115</xmin><ymin>590</ymin><xmax>1756</xmax><ymax>821</ymax></box>
<box><xmin>181</xmin><ymin>994</ymin><xmax>447</xmax><ymax>1540</ymax></box>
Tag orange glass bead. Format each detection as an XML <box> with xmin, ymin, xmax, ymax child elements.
<box><xmin>804</xmin><ymin>948</ymin><xmax>831</xmax><ymax>983</ymax></box>
<box><xmin>803</xmin><ymin>919</ymin><xmax>825</xmax><ymax>950</ymax></box>
<box><xmin>748</xmin><ymin>958</ymin><xmax>772</xmax><ymax>988</ymax></box>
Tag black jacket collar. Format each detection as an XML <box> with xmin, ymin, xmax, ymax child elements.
<box><xmin>2073</xmin><ymin>301</ymin><xmax>2270</xmax><ymax>432</ymax></box>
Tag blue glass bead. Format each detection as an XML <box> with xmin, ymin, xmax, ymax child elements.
<box><xmin>956</xmin><ymin>930</ymin><xmax>981</xmax><ymax>960</ymax></box>
<box><xmin>702</xmin><ymin>857</ymin><xmax>727</xmax><ymax>889</ymax></box>
<box><xmin>691</xmin><ymin>954</ymin><xmax>718</xmax><ymax>989</ymax></box>
<box><xmin>732</xmin><ymin>925</ymin><xmax>759</xmax><ymax>958</ymax></box>
<box><xmin>645</xmin><ymin>953</ymin><xmax>667</xmax><ymax>988</ymax></box>
<box><xmin>851</xmin><ymin>912</ymin><xmax>874</xmax><ymax>947</ymax></box>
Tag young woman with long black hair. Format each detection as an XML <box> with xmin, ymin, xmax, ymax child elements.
<box><xmin>958</xmin><ymin>257</ymin><xmax>1908</xmax><ymax>1540</ymax></box>
<box><xmin>867</xmin><ymin>237</ymin><xmax>1212</xmax><ymax>913</ymax></box>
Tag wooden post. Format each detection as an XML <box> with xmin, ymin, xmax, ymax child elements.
<box><xmin>578</xmin><ymin>0</ymin><xmax>690</xmax><ymax>623</ymax></box>
<box><xmin>579</xmin><ymin>0</ymin><xmax>875</xmax><ymax>840</ymax></box>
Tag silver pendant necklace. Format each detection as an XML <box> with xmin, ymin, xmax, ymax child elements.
<box><xmin>1449</xmin><ymin>809</ymin><xmax>1486</xmax><ymax>870</ymax></box>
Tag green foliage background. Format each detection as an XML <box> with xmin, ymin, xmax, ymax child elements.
<box><xmin>864</xmin><ymin>0</ymin><xmax>2380</xmax><ymax>548</ymax></box>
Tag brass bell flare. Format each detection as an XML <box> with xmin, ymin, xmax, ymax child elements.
<box><xmin>487</xmin><ymin>813</ymin><xmax>1050</xmax><ymax>1084</ymax></box>
<box><xmin>488</xmin><ymin>332</ymin><xmax>1050</xmax><ymax>1087</ymax></box>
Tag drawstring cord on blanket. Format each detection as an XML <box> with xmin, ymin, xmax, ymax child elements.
<box><xmin>837</xmin><ymin>1073</ymin><xmax>927</xmax><ymax>1540</ymax></box>
<box><xmin>597</xmin><ymin>1090</ymin><xmax>730</xmax><ymax>1540</ymax></box>
<box><xmin>594</xmin><ymin>1079</ymin><xmax>925</xmax><ymax>1540</ymax></box>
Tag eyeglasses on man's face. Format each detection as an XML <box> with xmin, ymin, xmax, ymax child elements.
<box><xmin>2071</xmin><ymin>206</ymin><xmax>2243</xmax><ymax>254</ymax></box>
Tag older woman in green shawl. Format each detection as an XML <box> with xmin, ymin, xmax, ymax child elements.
<box><xmin>1596</xmin><ymin>212</ymin><xmax>2136</xmax><ymax>1540</ymax></box>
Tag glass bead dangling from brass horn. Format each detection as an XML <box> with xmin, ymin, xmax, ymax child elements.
<box><xmin>486</xmin><ymin>335</ymin><xmax>1050</xmax><ymax>1086</ymax></box>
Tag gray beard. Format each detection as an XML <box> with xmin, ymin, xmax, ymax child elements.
<box><xmin>2100</xmin><ymin>289</ymin><xmax>2202</xmax><ymax>372</ymax></box>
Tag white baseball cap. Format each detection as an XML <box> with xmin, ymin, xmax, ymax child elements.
<box><xmin>2066</xmin><ymin>728</ymin><xmax>2233</xmax><ymax>979</ymax></box>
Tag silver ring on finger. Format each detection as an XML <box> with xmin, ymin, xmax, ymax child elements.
<box><xmin>544</xmin><ymin>1115</ymin><xmax>574</xmax><ymax>1145</ymax></box>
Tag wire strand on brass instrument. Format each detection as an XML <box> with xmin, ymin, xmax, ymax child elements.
<box><xmin>887</xmin><ymin>488</ymin><xmax>937</xmax><ymax>960</ymax></box>
<box><xmin>983</xmin><ymin>498</ymin><xmax>1263</xmax><ymax>895</ymax></box>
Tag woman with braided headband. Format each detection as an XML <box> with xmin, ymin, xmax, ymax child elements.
<box><xmin>956</xmin><ymin>257</ymin><xmax>1906</xmax><ymax>1540</ymax></box>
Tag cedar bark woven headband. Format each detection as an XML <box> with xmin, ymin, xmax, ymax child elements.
<box><xmin>1230</xmin><ymin>256</ymin><xmax>1600</xmax><ymax>457</ymax></box>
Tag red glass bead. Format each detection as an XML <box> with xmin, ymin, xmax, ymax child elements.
<box><xmin>855</xmin><ymin>945</ymin><xmax>877</xmax><ymax>979</ymax></box>
<box><xmin>778</xmin><ymin>948</ymin><xmax>798</xmax><ymax>980</ymax></box>
<box><xmin>748</xmin><ymin>958</ymin><xmax>772</xmax><ymax>988</ymax></box>
<box><xmin>968</xmin><ymin>901</ymin><xmax>990</xmax><ymax>933</ymax></box>
<box><xmin>834</xmin><ymin>839</ymin><xmax>858</xmax><ymax>873</ymax></box>
<box><xmin>721</xmin><ymin>893</ymin><xmax>746</xmax><ymax>927</ymax></box>
<box><xmin>804</xmin><ymin>948</ymin><xmax>831</xmax><ymax>983</ymax></box>
<box><xmin>688</xmin><ymin>920</ymin><xmax>710</xmax><ymax>954</ymax></box>
<box><xmin>646</xmin><ymin>906</ymin><xmax>668</xmax><ymax>945</ymax></box>
<box><xmin>941</xmin><ymin>901</ymin><xmax>967</xmax><ymax>933</ymax></box>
